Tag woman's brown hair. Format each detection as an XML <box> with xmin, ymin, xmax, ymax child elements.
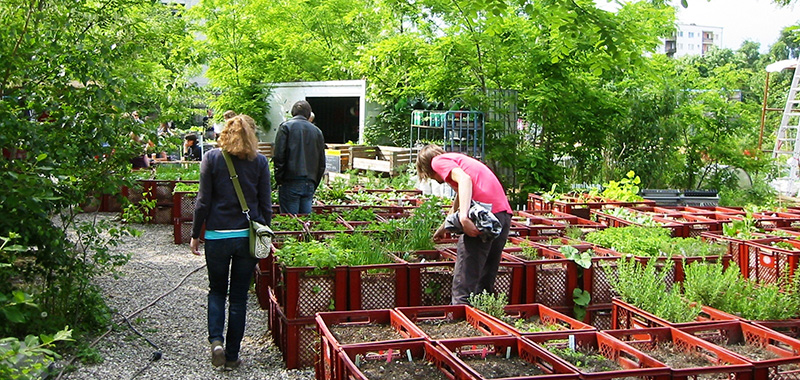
<box><xmin>217</xmin><ymin>115</ymin><xmax>259</xmax><ymax>161</ymax></box>
<box><xmin>416</xmin><ymin>144</ymin><xmax>445</xmax><ymax>180</ymax></box>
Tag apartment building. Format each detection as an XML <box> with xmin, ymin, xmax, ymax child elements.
<box><xmin>660</xmin><ymin>23</ymin><xmax>724</xmax><ymax>58</ymax></box>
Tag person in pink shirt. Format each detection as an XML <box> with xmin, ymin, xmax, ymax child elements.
<box><xmin>416</xmin><ymin>144</ymin><xmax>512</xmax><ymax>305</ymax></box>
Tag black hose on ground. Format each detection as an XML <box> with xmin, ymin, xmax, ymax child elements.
<box><xmin>55</xmin><ymin>264</ymin><xmax>207</xmax><ymax>380</ymax></box>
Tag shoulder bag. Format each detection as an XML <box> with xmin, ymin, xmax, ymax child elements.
<box><xmin>222</xmin><ymin>151</ymin><xmax>274</xmax><ymax>259</ymax></box>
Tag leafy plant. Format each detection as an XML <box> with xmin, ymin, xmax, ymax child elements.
<box><xmin>121</xmin><ymin>197</ymin><xmax>157</xmax><ymax>224</ymax></box>
<box><xmin>173</xmin><ymin>182</ymin><xmax>199</xmax><ymax>193</ymax></box>
<box><xmin>468</xmin><ymin>290</ymin><xmax>508</xmax><ymax>320</ymax></box>
<box><xmin>585</xmin><ymin>227</ymin><xmax>670</xmax><ymax>257</ymax></box>
<box><xmin>0</xmin><ymin>327</ymin><xmax>73</xmax><ymax>380</ymax></box>
<box><xmin>559</xmin><ymin>246</ymin><xmax>592</xmax><ymax>269</ymax></box>
<box><xmin>601</xmin><ymin>171</ymin><xmax>644</xmax><ymax>202</ymax></box>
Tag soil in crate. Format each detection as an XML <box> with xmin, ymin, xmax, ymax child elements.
<box><xmin>461</xmin><ymin>355</ymin><xmax>545</xmax><ymax>379</ymax></box>
<box><xmin>416</xmin><ymin>320</ymin><xmax>480</xmax><ymax>340</ymax></box>
<box><xmin>714</xmin><ymin>341</ymin><xmax>800</xmax><ymax>370</ymax></box>
<box><xmin>637</xmin><ymin>342</ymin><xmax>723</xmax><ymax>376</ymax></box>
<box><xmin>331</xmin><ymin>324</ymin><xmax>404</xmax><ymax>345</ymax></box>
<box><xmin>547</xmin><ymin>346</ymin><xmax>624</xmax><ymax>372</ymax></box>
<box><xmin>503</xmin><ymin>315</ymin><xmax>562</xmax><ymax>334</ymax></box>
<box><xmin>356</xmin><ymin>358</ymin><xmax>447</xmax><ymax>380</ymax></box>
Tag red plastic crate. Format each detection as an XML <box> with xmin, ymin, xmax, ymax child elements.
<box><xmin>436</xmin><ymin>335</ymin><xmax>580</xmax><ymax>380</ymax></box>
<box><xmin>754</xmin><ymin>319</ymin><xmax>800</xmax><ymax>340</ymax></box>
<box><xmin>525</xmin><ymin>330</ymin><xmax>671</xmax><ymax>380</ymax></box>
<box><xmin>347</xmin><ymin>261</ymin><xmax>409</xmax><ymax>310</ymax></box>
<box><xmin>273</xmin><ymin>264</ymin><xmax>348</xmax><ymax>319</ymax></box>
<box><xmin>700</xmin><ymin>231</ymin><xmax>781</xmax><ymax>278</ymax></box>
<box><xmin>255</xmin><ymin>265</ymin><xmax>270</xmax><ymax>310</ymax></box>
<box><xmin>745</xmin><ymin>239</ymin><xmax>800</xmax><ymax>284</ymax></box>
<box><xmin>140</xmin><ymin>179</ymin><xmax>176</xmax><ymax>203</ymax></box>
<box><xmin>528</xmin><ymin>193</ymin><xmax>555</xmax><ymax>211</ymax></box>
<box><xmin>652</xmin><ymin>215</ymin><xmax>722</xmax><ymax>238</ymax></box>
<box><xmin>172</xmin><ymin>218</ymin><xmax>203</xmax><ymax>244</ymax></box>
<box><xmin>502</xmin><ymin>246</ymin><xmax>578</xmax><ymax>308</ymax></box>
<box><xmin>406</xmin><ymin>250</ymin><xmax>456</xmax><ymax>306</ymax></box>
<box><xmin>491</xmin><ymin>303</ymin><xmax>595</xmax><ymax>336</ymax></box>
<box><xmin>273</xmin><ymin>306</ymin><xmax>319</xmax><ymax>369</ymax></box>
<box><xmin>512</xmin><ymin>211</ymin><xmax>569</xmax><ymax>236</ymax></box>
<box><xmin>604</xmin><ymin>326</ymin><xmax>754</xmax><ymax>380</ymax></box>
<box><xmin>393</xmin><ymin>304</ymin><xmax>515</xmax><ymax>341</ymax></box>
<box><xmin>172</xmin><ymin>191</ymin><xmax>197</xmax><ymax>219</ymax></box>
<box><xmin>583</xmin><ymin>304</ymin><xmax>614</xmax><ymax>331</ymax></box>
<box><xmin>678</xmin><ymin>321</ymin><xmax>800</xmax><ymax>380</ymax></box>
<box><xmin>339</xmin><ymin>340</ymin><xmax>475</xmax><ymax>380</ymax></box>
<box><xmin>611</xmin><ymin>297</ymin><xmax>736</xmax><ymax>329</ymax></box>
<box><xmin>315</xmin><ymin>309</ymin><xmax>423</xmax><ymax>380</ymax></box>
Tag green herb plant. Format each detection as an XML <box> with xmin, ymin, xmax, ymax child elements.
<box><xmin>605</xmin><ymin>257</ymin><xmax>701</xmax><ymax>323</ymax></box>
<box><xmin>683</xmin><ymin>261</ymin><xmax>800</xmax><ymax>320</ymax></box>
<box><xmin>468</xmin><ymin>290</ymin><xmax>508</xmax><ymax>320</ymax></box>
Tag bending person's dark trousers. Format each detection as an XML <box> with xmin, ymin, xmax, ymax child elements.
<box><xmin>451</xmin><ymin>211</ymin><xmax>512</xmax><ymax>305</ymax></box>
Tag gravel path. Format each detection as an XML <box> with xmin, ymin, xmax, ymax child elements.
<box><xmin>58</xmin><ymin>213</ymin><xmax>315</xmax><ymax>380</ymax></box>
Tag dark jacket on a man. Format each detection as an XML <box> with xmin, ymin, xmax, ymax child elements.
<box><xmin>273</xmin><ymin>115</ymin><xmax>325</xmax><ymax>188</ymax></box>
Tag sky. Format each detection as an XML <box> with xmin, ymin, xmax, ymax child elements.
<box><xmin>595</xmin><ymin>0</ymin><xmax>799</xmax><ymax>52</ymax></box>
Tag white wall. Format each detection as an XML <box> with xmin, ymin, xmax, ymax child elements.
<box><xmin>264</xmin><ymin>80</ymin><xmax>369</xmax><ymax>143</ymax></box>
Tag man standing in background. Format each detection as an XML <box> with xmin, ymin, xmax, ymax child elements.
<box><xmin>272</xmin><ymin>100</ymin><xmax>325</xmax><ymax>214</ymax></box>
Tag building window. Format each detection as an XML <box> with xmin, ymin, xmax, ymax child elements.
<box><xmin>679</xmin><ymin>31</ymin><xmax>684</xmax><ymax>37</ymax></box>
<box><xmin>678</xmin><ymin>43</ymin><xmax>683</xmax><ymax>49</ymax></box>
<box><xmin>688</xmin><ymin>32</ymin><xmax>694</xmax><ymax>38</ymax></box>
<box><xmin>689</xmin><ymin>44</ymin><xmax>694</xmax><ymax>50</ymax></box>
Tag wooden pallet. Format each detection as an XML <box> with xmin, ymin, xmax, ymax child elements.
<box><xmin>351</xmin><ymin>146</ymin><xmax>418</xmax><ymax>175</ymax></box>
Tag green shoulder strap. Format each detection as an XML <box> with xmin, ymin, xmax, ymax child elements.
<box><xmin>221</xmin><ymin>151</ymin><xmax>251</xmax><ymax>220</ymax></box>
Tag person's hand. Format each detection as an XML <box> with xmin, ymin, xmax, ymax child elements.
<box><xmin>433</xmin><ymin>225</ymin><xmax>447</xmax><ymax>240</ymax></box>
<box><xmin>460</xmin><ymin>217</ymin><xmax>481</xmax><ymax>237</ymax></box>
<box><xmin>190</xmin><ymin>238</ymin><xmax>202</xmax><ymax>256</ymax></box>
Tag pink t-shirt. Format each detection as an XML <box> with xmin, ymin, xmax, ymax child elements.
<box><xmin>431</xmin><ymin>153</ymin><xmax>512</xmax><ymax>214</ymax></box>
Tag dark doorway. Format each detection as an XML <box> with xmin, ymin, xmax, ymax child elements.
<box><xmin>306</xmin><ymin>97</ymin><xmax>360</xmax><ymax>144</ymax></box>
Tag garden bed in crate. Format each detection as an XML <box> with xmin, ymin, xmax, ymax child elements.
<box><xmin>484</xmin><ymin>303</ymin><xmax>595</xmax><ymax>336</ymax></box>
<box><xmin>316</xmin><ymin>309</ymin><xmax>423</xmax><ymax>380</ymax></box>
<box><xmin>394</xmin><ymin>304</ymin><xmax>515</xmax><ymax>341</ymax></box>
<box><xmin>339</xmin><ymin>340</ymin><xmax>472</xmax><ymax>380</ymax></box>
<box><xmin>678</xmin><ymin>321</ymin><xmax>800</xmax><ymax>380</ymax></box>
<box><xmin>436</xmin><ymin>335</ymin><xmax>580</xmax><ymax>380</ymax></box>
<box><xmin>611</xmin><ymin>297</ymin><xmax>737</xmax><ymax>330</ymax></box>
<box><xmin>604</xmin><ymin>326</ymin><xmax>754</xmax><ymax>380</ymax></box>
<box><xmin>525</xmin><ymin>330</ymin><xmax>671</xmax><ymax>380</ymax></box>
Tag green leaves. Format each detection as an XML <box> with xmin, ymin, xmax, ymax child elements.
<box><xmin>559</xmin><ymin>245</ymin><xmax>592</xmax><ymax>269</ymax></box>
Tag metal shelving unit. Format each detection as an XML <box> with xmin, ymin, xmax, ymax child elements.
<box><xmin>410</xmin><ymin>110</ymin><xmax>484</xmax><ymax>159</ymax></box>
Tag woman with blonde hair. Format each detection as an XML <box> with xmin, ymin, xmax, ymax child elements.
<box><xmin>416</xmin><ymin>144</ymin><xmax>512</xmax><ymax>305</ymax></box>
<box><xmin>190</xmin><ymin>114</ymin><xmax>272</xmax><ymax>370</ymax></box>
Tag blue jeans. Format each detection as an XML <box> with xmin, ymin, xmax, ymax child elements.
<box><xmin>205</xmin><ymin>237</ymin><xmax>258</xmax><ymax>361</ymax></box>
<box><xmin>278</xmin><ymin>179</ymin><xmax>315</xmax><ymax>214</ymax></box>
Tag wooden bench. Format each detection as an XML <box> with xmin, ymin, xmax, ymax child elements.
<box><xmin>258</xmin><ymin>142</ymin><xmax>273</xmax><ymax>158</ymax></box>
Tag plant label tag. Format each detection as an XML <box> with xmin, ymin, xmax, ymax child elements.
<box><xmin>568</xmin><ymin>334</ymin><xmax>576</xmax><ymax>350</ymax></box>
